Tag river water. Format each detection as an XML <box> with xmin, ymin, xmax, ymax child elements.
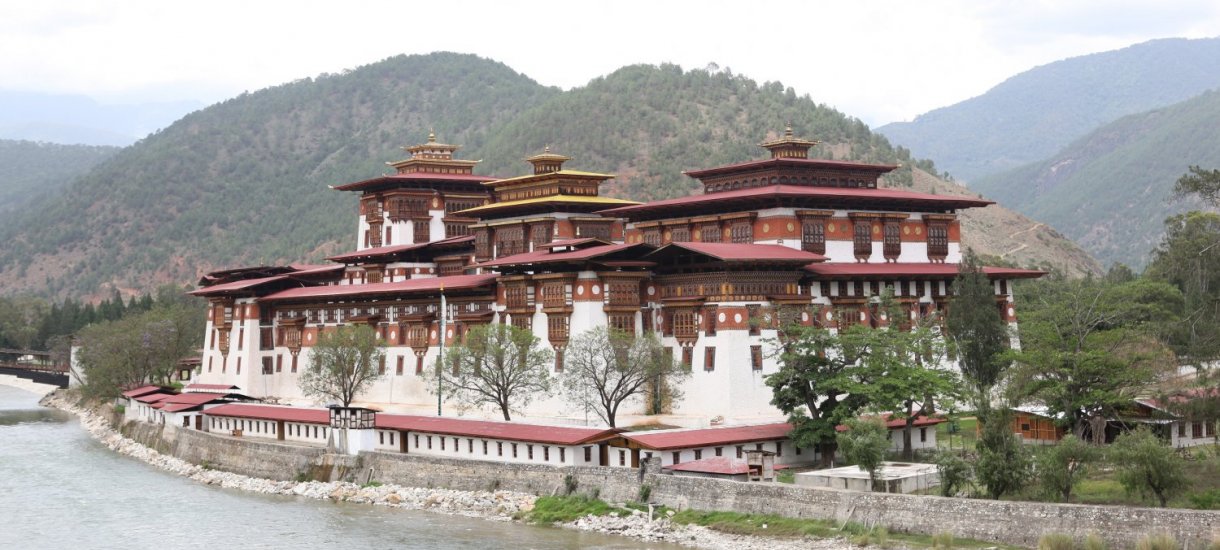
<box><xmin>0</xmin><ymin>385</ymin><xmax>677</xmax><ymax>550</ymax></box>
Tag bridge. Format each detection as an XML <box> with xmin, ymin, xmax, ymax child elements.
<box><xmin>0</xmin><ymin>348</ymin><xmax>70</xmax><ymax>389</ymax></box>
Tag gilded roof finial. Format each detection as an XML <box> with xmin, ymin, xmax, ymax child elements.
<box><xmin>544</xmin><ymin>145</ymin><xmax>551</xmax><ymax>154</ymax></box>
<box><xmin>428</xmin><ymin>128</ymin><xmax>436</xmax><ymax>143</ymax></box>
<box><xmin>785</xmin><ymin>122</ymin><xmax>793</xmax><ymax>137</ymax></box>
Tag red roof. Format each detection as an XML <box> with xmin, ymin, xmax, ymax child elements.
<box><xmin>332</xmin><ymin>172</ymin><xmax>496</xmax><ymax>192</ymax></box>
<box><xmin>536</xmin><ymin>238</ymin><xmax>611</xmax><ymax>250</ymax></box>
<box><xmin>375</xmin><ymin>414</ymin><xmax>621</xmax><ymax>446</ymax></box>
<box><xmin>122</xmin><ymin>385</ymin><xmax>165</xmax><ymax>398</ymax></box>
<box><xmin>133</xmin><ymin>392</ymin><xmax>175</xmax><ymax>404</ymax></box>
<box><xmin>188</xmin><ymin>274</ymin><xmax>290</xmax><ymax>296</ymax></box>
<box><xmin>683</xmin><ymin>157</ymin><xmax>899</xmax><ymax>179</ymax></box>
<box><xmin>184</xmin><ymin>383</ymin><xmax>241</xmax><ymax>393</ymax></box>
<box><xmin>160</xmin><ymin>392</ymin><xmax>237</xmax><ymax>413</ymax></box>
<box><xmin>648</xmin><ymin>242</ymin><xmax>826</xmax><ymax>263</ymax></box>
<box><xmin>599</xmin><ymin>185</ymin><xmax>992</xmax><ymax>218</ymax></box>
<box><xmin>259</xmin><ymin>273</ymin><xmax>497</xmax><ymax>302</ymax></box>
<box><xmin>835</xmin><ymin>414</ymin><xmax>947</xmax><ymax>432</ymax></box>
<box><xmin>204</xmin><ymin>404</ymin><xmax>330</xmax><ymax>424</ymax></box>
<box><xmin>477</xmin><ymin>242</ymin><xmax>651</xmax><ymax>269</ymax></box>
<box><xmin>623</xmin><ymin>423</ymin><xmax>792</xmax><ymax>450</ymax></box>
<box><xmin>805</xmin><ymin>263</ymin><xmax>1046</xmax><ymax>279</ymax></box>
<box><xmin>327</xmin><ymin>236</ymin><xmax>475</xmax><ymax>263</ymax></box>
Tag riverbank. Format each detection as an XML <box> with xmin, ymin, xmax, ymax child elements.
<box><xmin>40</xmin><ymin>390</ymin><xmax>852</xmax><ymax>550</ymax></box>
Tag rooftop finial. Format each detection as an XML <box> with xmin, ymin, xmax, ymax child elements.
<box><xmin>544</xmin><ymin>145</ymin><xmax>551</xmax><ymax>154</ymax></box>
<box><xmin>785</xmin><ymin>122</ymin><xmax>793</xmax><ymax>137</ymax></box>
<box><xmin>428</xmin><ymin>128</ymin><xmax>436</xmax><ymax>143</ymax></box>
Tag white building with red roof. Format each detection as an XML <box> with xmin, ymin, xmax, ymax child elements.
<box><xmin>185</xmin><ymin>129</ymin><xmax>1042</xmax><ymax>428</ymax></box>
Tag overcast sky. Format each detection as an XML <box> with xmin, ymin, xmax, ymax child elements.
<box><xmin>3</xmin><ymin>0</ymin><xmax>1219</xmax><ymax>126</ymax></box>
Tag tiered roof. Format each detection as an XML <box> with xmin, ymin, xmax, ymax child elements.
<box><xmin>332</xmin><ymin>131</ymin><xmax>494</xmax><ymax>193</ymax></box>
<box><xmin>258</xmin><ymin>273</ymin><xmax>498</xmax><ymax>303</ymax></box>
<box><xmin>455</xmin><ymin>148</ymin><xmax>639</xmax><ymax>219</ymax></box>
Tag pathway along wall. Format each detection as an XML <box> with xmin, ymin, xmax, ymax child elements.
<box><xmin>130</xmin><ymin>421</ymin><xmax>1217</xmax><ymax>548</ymax></box>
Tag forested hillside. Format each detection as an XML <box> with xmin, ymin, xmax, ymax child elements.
<box><xmin>0</xmin><ymin>140</ymin><xmax>119</xmax><ymax>213</ymax></box>
<box><xmin>877</xmin><ymin>37</ymin><xmax>1220</xmax><ymax>181</ymax></box>
<box><xmin>0</xmin><ymin>53</ymin><xmax>1097</xmax><ymax>299</ymax></box>
<box><xmin>971</xmin><ymin>90</ymin><xmax>1220</xmax><ymax>269</ymax></box>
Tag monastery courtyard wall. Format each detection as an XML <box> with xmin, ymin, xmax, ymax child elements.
<box><xmin>123</xmin><ymin>420</ymin><xmax>1217</xmax><ymax>548</ymax></box>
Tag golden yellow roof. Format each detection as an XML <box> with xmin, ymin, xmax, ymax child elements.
<box><xmin>454</xmin><ymin>194</ymin><xmax>640</xmax><ymax>215</ymax></box>
<box><xmin>484</xmin><ymin>169</ymin><xmax>616</xmax><ymax>187</ymax></box>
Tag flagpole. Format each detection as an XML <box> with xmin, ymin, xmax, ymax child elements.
<box><xmin>437</xmin><ymin>284</ymin><xmax>446</xmax><ymax>417</ymax></box>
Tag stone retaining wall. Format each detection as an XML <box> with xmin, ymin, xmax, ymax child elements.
<box><xmin>132</xmin><ymin>423</ymin><xmax>1219</xmax><ymax>548</ymax></box>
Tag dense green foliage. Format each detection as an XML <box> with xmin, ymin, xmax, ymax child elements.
<box><xmin>1112</xmin><ymin>427</ymin><xmax>1188</xmax><ymax>507</ymax></box>
<box><xmin>948</xmin><ymin>250</ymin><xmax>1011</xmax><ymax>416</ymax></box>
<box><xmin>298</xmin><ymin>324</ymin><xmax>385</xmax><ymax>407</ymax></box>
<box><xmin>1008</xmin><ymin>276</ymin><xmax>1181</xmax><ymax>437</ymax></box>
<box><xmin>878</xmin><ymin>37</ymin><xmax>1220</xmax><ymax>181</ymax></box>
<box><xmin>0</xmin><ymin>289</ymin><xmax>158</xmax><ymax>352</ymax></box>
<box><xmin>974</xmin><ymin>409</ymin><xmax>1033</xmax><ymax>499</ymax></box>
<box><xmin>0</xmin><ymin>53</ymin><xmax>937</xmax><ymax>298</ymax></box>
<box><xmin>74</xmin><ymin>289</ymin><xmax>205</xmax><ymax>399</ymax></box>
<box><xmin>837</xmin><ymin>417</ymin><xmax>890</xmax><ymax>490</ymax></box>
<box><xmin>1036</xmin><ymin>436</ymin><xmax>1098</xmax><ymax>502</ymax></box>
<box><xmin>971</xmin><ymin>89</ymin><xmax>1220</xmax><ymax>269</ymax></box>
<box><xmin>0</xmin><ymin>139</ymin><xmax>118</xmax><ymax>213</ymax></box>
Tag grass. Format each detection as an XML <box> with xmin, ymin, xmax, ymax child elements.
<box><xmin>670</xmin><ymin>509</ymin><xmax>1010</xmax><ymax>548</ymax></box>
<box><xmin>776</xmin><ymin>469</ymin><xmax>795</xmax><ymax>484</ymax></box>
<box><xmin>521</xmin><ymin>495</ymin><xmax>624</xmax><ymax>524</ymax></box>
<box><xmin>937</xmin><ymin>416</ymin><xmax>978</xmax><ymax>450</ymax></box>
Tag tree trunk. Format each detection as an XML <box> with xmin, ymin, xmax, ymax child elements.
<box><xmin>818</xmin><ymin>441</ymin><xmax>837</xmax><ymax>467</ymax></box>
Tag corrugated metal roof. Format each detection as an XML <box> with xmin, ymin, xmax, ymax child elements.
<box><xmin>204</xmin><ymin>404</ymin><xmax>330</xmax><ymax>424</ymax></box>
<box><xmin>375</xmin><ymin>414</ymin><xmax>620</xmax><ymax>445</ymax></box>
<box><xmin>259</xmin><ymin>273</ymin><xmax>497</xmax><ymax>302</ymax></box>
<box><xmin>624</xmin><ymin>423</ymin><xmax>792</xmax><ymax>450</ymax></box>
<box><xmin>598</xmin><ymin>184</ymin><xmax>993</xmax><ymax>217</ymax></box>
<box><xmin>133</xmin><ymin>392</ymin><xmax>175</xmax><ymax>404</ymax></box>
<box><xmin>648</xmin><ymin>242</ymin><xmax>826</xmax><ymax>262</ymax></box>
<box><xmin>122</xmin><ymin>385</ymin><xmax>165</xmax><ymax>398</ymax></box>
<box><xmin>184</xmin><ymin>383</ymin><xmax>241</xmax><ymax>393</ymax></box>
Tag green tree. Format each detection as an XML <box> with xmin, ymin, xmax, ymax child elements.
<box><xmin>766</xmin><ymin>324</ymin><xmax>876</xmax><ymax>466</ymax></box>
<box><xmin>298</xmin><ymin>324</ymin><xmax>385</xmax><ymax>407</ymax></box>
<box><xmin>1036</xmin><ymin>436</ymin><xmax>1097</xmax><ymax>502</ymax></box>
<box><xmin>933</xmin><ymin>451</ymin><xmax>973</xmax><ymax>497</ymax></box>
<box><xmin>1009</xmin><ymin>276</ymin><xmax>1180</xmax><ymax>438</ymax></box>
<box><xmin>947</xmin><ymin>249</ymin><xmax>1010</xmax><ymax>418</ymax></box>
<box><xmin>837</xmin><ymin>417</ymin><xmax>890</xmax><ymax>491</ymax></box>
<box><xmin>430</xmin><ymin>324</ymin><xmax>552</xmax><ymax>421</ymax></box>
<box><xmin>975</xmin><ymin>408</ymin><xmax>1032</xmax><ymax>499</ymax></box>
<box><xmin>1147</xmin><ymin>211</ymin><xmax>1220</xmax><ymax>374</ymax></box>
<box><xmin>1173</xmin><ymin>165</ymin><xmax>1220</xmax><ymax>206</ymax></box>
<box><xmin>868</xmin><ymin>297</ymin><xmax>960</xmax><ymax>459</ymax></box>
<box><xmin>74</xmin><ymin>300</ymin><xmax>203</xmax><ymax>399</ymax></box>
<box><xmin>1112</xmin><ymin>427</ymin><xmax>1188</xmax><ymax>507</ymax></box>
<box><xmin>560</xmin><ymin>327</ymin><xmax>688</xmax><ymax>427</ymax></box>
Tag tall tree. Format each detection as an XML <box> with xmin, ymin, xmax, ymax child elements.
<box><xmin>1112</xmin><ymin>427</ymin><xmax>1188</xmax><ymax>507</ymax></box>
<box><xmin>430</xmin><ymin>324</ymin><xmax>552</xmax><ymax>421</ymax></box>
<box><xmin>837</xmin><ymin>417</ymin><xmax>890</xmax><ymax>492</ymax></box>
<box><xmin>74</xmin><ymin>299</ymin><xmax>204</xmax><ymax>399</ymax></box>
<box><xmin>1147</xmin><ymin>211</ymin><xmax>1220</xmax><ymax>374</ymax></box>
<box><xmin>974</xmin><ymin>408</ymin><xmax>1032</xmax><ymax>499</ymax></box>
<box><xmin>560</xmin><ymin>327</ymin><xmax>688</xmax><ymax>427</ymax></box>
<box><xmin>298</xmin><ymin>324</ymin><xmax>385</xmax><ymax>407</ymax></box>
<box><xmin>868</xmin><ymin>318</ymin><xmax>960</xmax><ymax>460</ymax></box>
<box><xmin>1008</xmin><ymin>277</ymin><xmax>1181</xmax><ymax>437</ymax></box>
<box><xmin>1173</xmin><ymin>165</ymin><xmax>1220</xmax><ymax>206</ymax></box>
<box><xmin>947</xmin><ymin>249</ymin><xmax>1010</xmax><ymax>418</ymax></box>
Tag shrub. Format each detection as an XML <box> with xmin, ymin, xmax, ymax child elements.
<box><xmin>1112</xmin><ymin>428</ymin><xmax>1187</xmax><ymax>507</ymax></box>
<box><xmin>1135</xmin><ymin>533</ymin><xmax>1179</xmax><ymax>550</ymax></box>
<box><xmin>838</xmin><ymin>417</ymin><xmax>890</xmax><ymax>491</ymax></box>
<box><xmin>1037</xmin><ymin>436</ymin><xmax>1097</xmax><ymax>502</ymax></box>
<box><xmin>932</xmin><ymin>531</ymin><xmax>955</xmax><ymax>549</ymax></box>
<box><xmin>1038</xmin><ymin>533</ymin><xmax>1074</xmax><ymax>550</ymax></box>
<box><xmin>525</xmin><ymin>495</ymin><xmax>618</xmax><ymax>524</ymax></box>
<box><xmin>1083</xmin><ymin>532</ymin><xmax>1107</xmax><ymax>550</ymax></box>
<box><xmin>1187</xmin><ymin>488</ymin><xmax>1220</xmax><ymax>509</ymax></box>
<box><xmin>975</xmin><ymin>409</ymin><xmax>1032</xmax><ymax>499</ymax></box>
<box><xmin>637</xmin><ymin>484</ymin><xmax>651</xmax><ymax>502</ymax></box>
<box><xmin>1208</xmin><ymin>538</ymin><xmax>1220</xmax><ymax>550</ymax></box>
<box><xmin>562</xmin><ymin>474</ymin><xmax>578</xmax><ymax>495</ymax></box>
<box><xmin>934</xmin><ymin>451</ymin><xmax>972</xmax><ymax>497</ymax></box>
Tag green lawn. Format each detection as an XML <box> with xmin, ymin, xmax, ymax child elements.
<box><xmin>937</xmin><ymin>416</ymin><xmax>978</xmax><ymax>450</ymax></box>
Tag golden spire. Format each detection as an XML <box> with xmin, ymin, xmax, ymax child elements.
<box><xmin>428</xmin><ymin>128</ymin><xmax>436</xmax><ymax>143</ymax></box>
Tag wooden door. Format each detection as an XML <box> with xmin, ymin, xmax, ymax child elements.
<box><xmin>598</xmin><ymin>443</ymin><xmax>609</xmax><ymax>466</ymax></box>
<box><xmin>277</xmin><ymin>420</ymin><xmax>286</xmax><ymax>441</ymax></box>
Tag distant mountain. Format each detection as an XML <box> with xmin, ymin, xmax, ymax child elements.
<box><xmin>0</xmin><ymin>139</ymin><xmax>119</xmax><ymax>213</ymax></box>
<box><xmin>971</xmin><ymin>89</ymin><xmax>1220</xmax><ymax>269</ymax></box>
<box><xmin>0</xmin><ymin>53</ymin><xmax>1098</xmax><ymax>298</ymax></box>
<box><xmin>0</xmin><ymin>91</ymin><xmax>203</xmax><ymax>146</ymax></box>
<box><xmin>877</xmin><ymin>37</ymin><xmax>1220</xmax><ymax>181</ymax></box>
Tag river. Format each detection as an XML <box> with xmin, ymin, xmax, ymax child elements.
<box><xmin>0</xmin><ymin>385</ymin><xmax>678</xmax><ymax>550</ymax></box>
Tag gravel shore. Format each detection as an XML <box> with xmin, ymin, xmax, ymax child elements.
<box><xmin>42</xmin><ymin>391</ymin><xmax>854</xmax><ymax>550</ymax></box>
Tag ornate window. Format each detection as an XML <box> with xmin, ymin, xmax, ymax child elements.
<box><xmin>474</xmin><ymin>229</ymin><xmax>491</xmax><ymax>260</ymax></box>
<box><xmin>853</xmin><ymin>221</ymin><xmax>872</xmax><ymax>260</ymax></box>
<box><xmin>529</xmin><ymin>222</ymin><xmax>553</xmax><ymax>249</ymax></box>
<box><xmin>413</xmin><ymin>219</ymin><xmax>430</xmax><ymax>243</ymax></box>
<box><xmin>672</xmin><ymin>310</ymin><xmax>698</xmax><ymax>340</ymax></box>
<box><xmin>643</xmin><ymin>228</ymin><xmax>661</xmax><ymax>246</ymax></box>
<box><xmin>751</xmin><ymin>345</ymin><xmax>763</xmax><ymax>371</ymax></box>
<box><xmin>884</xmin><ymin>222</ymin><xmax>902</xmax><ymax>260</ymax></box>
<box><xmin>927</xmin><ymin>224</ymin><xmax>949</xmax><ymax>261</ymax></box>
<box><xmin>547</xmin><ymin>314</ymin><xmax>569</xmax><ymax>343</ymax></box>
<box><xmin>801</xmin><ymin>219</ymin><xmax>825</xmax><ymax>254</ymax></box>
<box><xmin>730</xmin><ymin>221</ymin><xmax>753</xmax><ymax>243</ymax></box>
<box><xmin>445</xmin><ymin>221</ymin><xmax>471</xmax><ymax>238</ymax></box>
<box><xmin>606</xmin><ymin>280</ymin><xmax>640</xmax><ymax>307</ymax></box>
<box><xmin>704</xmin><ymin>347</ymin><xmax>716</xmax><ymax>371</ymax></box>
<box><xmin>573</xmin><ymin>221</ymin><xmax>611</xmax><ymax>240</ymax></box>
<box><xmin>700</xmin><ymin>223</ymin><xmax>721</xmax><ymax>243</ymax></box>
<box><xmin>670</xmin><ymin>226</ymin><xmax>690</xmax><ymax>242</ymax></box>
<box><xmin>703</xmin><ymin>305</ymin><xmax>717</xmax><ymax>336</ymax></box>
<box><xmin>608</xmin><ymin>313</ymin><xmax>635</xmax><ymax>334</ymax></box>
<box><xmin>510</xmin><ymin>314</ymin><xmax>532</xmax><ymax>331</ymax></box>
<box><xmin>495</xmin><ymin>225</ymin><xmax>524</xmax><ymax>258</ymax></box>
